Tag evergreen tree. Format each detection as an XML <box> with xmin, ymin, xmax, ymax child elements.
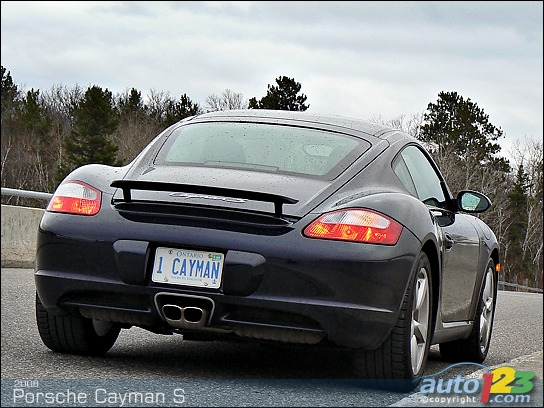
<box><xmin>1</xmin><ymin>66</ymin><xmax>21</xmax><ymax>116</ymax></box>
<box><xmin>20</xmin><ymin>89</ymin><xmax>59</xmax><ymax>192</ymax></box>
<box><xmin>248</xmin><ymin>76</ymin><xmax>309</xmax><ymax>111</ymax></box>
<box><xmin>117</xmin><ymin>87</ymin><xmax>146</xmax><ymax>117</ymax></box>
<box><xmin>112</xmin><ymin>88</ymin><xmax>160</xmax><ymax>165</ymax></box>
<box><xmin>21</xmin><ymin>89</ymin><xmax>52</xmax><ymax>140</ymax></box>
<box><xmin>1</xmin><ymin>67</ymin><xmax>24</xmax><ymax>194</ymax></box>
<box><xmin>58</xmin><ymin>85</ymin><xmax>120</xmax><ymax>182</ymax></box>
<box><xmin>1</xmin><ymin>66</ymin><xmax>22</xmax><ymax>135</ymax></box>
<box><xmin>418</xmin><ymin>91</ymin><xmax>508</xmax><ymax>171</ymax></box>
<box><xmin>506</xmin><ymin>164</ymin><xmax>532</xmax><ymax>282</ymax></box>
<box><xmin>163</xmin><ymin>93</ymin><xmax>201</xmax><ymax>127</ymax></box>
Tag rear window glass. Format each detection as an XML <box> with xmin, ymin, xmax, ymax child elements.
<box><xmin>154</xmin><ymin>122</ymin><xmax>370</xmax><ymax>179</ymax></box>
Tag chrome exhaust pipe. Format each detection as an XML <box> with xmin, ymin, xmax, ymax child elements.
<box><xmin>162</xmin><ymin>304</ymin><xmax>183</xmax><ymax>324</ymax></box>
<box><xmin>162</xmin><ymin>304</ymin><xmax>209</xmax><ymax>329</ymax></box>
<box><xmin>182</xmin><ymin>306</ymin><xmax>206</xmax><ymax>323</ymax></box>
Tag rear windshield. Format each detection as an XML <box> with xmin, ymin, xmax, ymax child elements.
<box><xmin>154</xmin><ymin>122</ymin><xmax>370</xmax><ymax>179</ymax></box>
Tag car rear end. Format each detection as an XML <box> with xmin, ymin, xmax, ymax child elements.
<box><xmin>35</xmin><ymin>113</ymin><xmax>421</xmax><ymax>350</ymax></box>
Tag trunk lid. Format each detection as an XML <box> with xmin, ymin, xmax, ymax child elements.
<box><xmin>112</xmin><ymin>166</ymin><xmax>335</xmax><ymax>218</ymax></box>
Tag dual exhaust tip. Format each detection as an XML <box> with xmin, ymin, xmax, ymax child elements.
<box><xmin>162</xmin><ymin>304</ymin><xmax>209</xmax><ymax>329</ymax></box>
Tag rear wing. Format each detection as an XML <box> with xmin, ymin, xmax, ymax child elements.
<box><xmin>111</xmin><ymin>180</ymin><xmax>298</xmax><ymax>217</ymax></box>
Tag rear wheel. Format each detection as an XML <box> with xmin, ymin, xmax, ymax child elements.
<box><xmin>439</xmin><ymin>258</ymin><xmax>497</xmax><ymax>362</ymax></box>
<box><xmin>353</xmin><ymin>252</ymin><xmax>433</xmax><ymax>390</ymax></box>
<box><xmin>36</xmin><ymin>292</ymin><xmax>121</xmax><ymax>356</ymax></box>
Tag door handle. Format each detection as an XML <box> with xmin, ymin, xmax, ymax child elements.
<box><xmin>444</xmin><ymin>233</ymin><xmax>454</xmax><ymax>251</ymax></box>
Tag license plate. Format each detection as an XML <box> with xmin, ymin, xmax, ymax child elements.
<box><xmin>151</xmin><ymin>247</ymin><xmax>224</xmax><ymax>288</ymax></box>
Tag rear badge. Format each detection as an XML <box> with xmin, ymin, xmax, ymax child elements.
<box><xmin>169</xmin><ymin>192</ymin><xmax>246</xmax><ymax>203</ymax></box>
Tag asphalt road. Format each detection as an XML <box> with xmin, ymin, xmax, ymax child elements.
<box><xmin>1</xmin><ymin>268</ymin><xmax>542</xmax><ymax>407</ymax></box>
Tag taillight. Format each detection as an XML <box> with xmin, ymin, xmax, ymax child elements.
<box><xmin>47</xmin><ymin>181</ymin><xmax>102</xmax><ymax>216</ymax></box>
<box><xmin>303</xmin><ymin>208</ymin><xmax>403</xmax><ymax>245</ymax></box>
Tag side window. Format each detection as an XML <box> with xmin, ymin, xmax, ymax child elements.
<box><xmin>393</xmin><ymin>157</ymin><xmax>418</xmax><ymax>197</ymax></box>
<box><xmin>394</xmin><ymin>145</ymin><xmax>447</xmax><ymax>208</ymax></box>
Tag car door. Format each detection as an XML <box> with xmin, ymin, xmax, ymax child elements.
<box><xmin>393</xmin><ymin>145</ymin><xmax>480</xmax><ymax>323</ymax></box>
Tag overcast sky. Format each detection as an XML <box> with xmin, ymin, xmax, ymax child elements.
<box><xmin>1</xmin><ymin>1</ymin><xmax>542</xmax><ymax>157</ymax></box>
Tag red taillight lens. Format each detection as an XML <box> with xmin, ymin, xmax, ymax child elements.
<box><xmin>47</xmin><ymin>181</ymin><xmax>102</xmax><ymax>216</ymax></box>
<box><xmin>303</xmin><ymin>208</ymin><xmax>403</xmax><ymax>245</ymax></box>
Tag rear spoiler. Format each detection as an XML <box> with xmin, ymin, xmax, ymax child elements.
<box><xmin>111</xmin><ymin>180</ymin><xmax>298</xmax><ymax>217</ymax></box>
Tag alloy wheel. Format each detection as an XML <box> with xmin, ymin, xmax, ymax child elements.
<box><xmin>479</xmin><ymin>266</ymin><xmax>495</xmax><ymax>354</ymax></box>
<box><xmin>411</xmin><ymin>267</ymin><xmax>430</xmax><ymax>374</ymax></box>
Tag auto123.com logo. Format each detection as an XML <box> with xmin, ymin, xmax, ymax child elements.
<box><xmin>417</xmin><ymin>363</ymin><xmax>535</xmax><ymax>404</ymax></box>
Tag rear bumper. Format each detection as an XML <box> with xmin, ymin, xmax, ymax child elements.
<box><xmin>35</xmin><ymin>213</ymin><xmax>421</xmax><ymax>350</ymax></box>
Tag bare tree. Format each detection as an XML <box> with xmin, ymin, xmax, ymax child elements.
<box><xmin>507</xmin><ymin>137</ymin><xmax>543</xmax><ymax>287</ymax></box>
<box><xmin>205</xmin><ymin>89</ymin><xmax>247</xmax><ymax>112</ymax></box>
<box><xmin>370</xmin><ymin>113</ymin><xmax>424</xmax><ymax>139</ymax></box>
<box><xmin>145</xmin><ymin>89</ymin><xmax>176</xmax><ymax>124</ymax></box>
<box><xmin>111</xmin><ymin>114</ymin><xmax>162</xmax><ymax>164</ymax></box>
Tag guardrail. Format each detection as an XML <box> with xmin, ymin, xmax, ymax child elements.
<box><xmin>499</xmin><ymin>281</ymin><xmax>543</xmax><ymax>293</ymax></box>
<box><xmin>1</xmin><ymin>187</ymin><xmax>53</xmax><ymax>201</ymax></box>
<box><xmin>1</xmin><ymin>187</ymin><xmax>543</xmax><ymax>293</ymax></box>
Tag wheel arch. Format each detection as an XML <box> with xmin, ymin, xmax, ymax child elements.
<box><xmin>490</xmin><ymin>248</ymin><xmax>500</xmax><ymax>276</ymax></box>
<box><xmin>421</xmin><ymin>239</ymin><xmax>440</xmax><ymax>338</ymax></box>
<box><xmin>469</xmin><ymin>248</ymin><xmax>500</xmax><ymax>322</ymax></box>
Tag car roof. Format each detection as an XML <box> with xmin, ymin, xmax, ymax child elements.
<box><xmin>182</xmin><ymin>109</ymin><xmax>412</xmax><ymax>142</ymax></box>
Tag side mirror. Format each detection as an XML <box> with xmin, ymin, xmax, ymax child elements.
<box><xmin>456</xmin><ymin>190</ymin><xmax>492</xmax><ymax>213</ymax></box>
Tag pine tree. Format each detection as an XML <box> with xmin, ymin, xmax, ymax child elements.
<box><xmin>418</xmin><ymin>91</ymin><xmax>508</xmax><ymax>171</ymax></box>
<box><xmin>163</xmin><ymin>93</ymin><xmax>201</xmax><ymax>127</ymax></box>
<box><xmin>248</xmin><ymin>76</ymin><xmax>309</xmax><ymax>111</ymax></box>
<box><xmin>506</xmin><ymin>164</ymin><xmax>532</xmax><ymax>283</ymax></box>
<box><xmin>58</xmin><ymin>85</ymin><xmax>119</xmax><ymax>182</ymax></box>
<box><xmin>21</xmin><ymin>89</ymin><xmax>52</xmax><ymax>140</ymax></box>
<box><xmin>117</xmin><ymin>87</ymin><xmax>146</xmax><ymax>117</ymax></box>
<box><xmin>1</xmin><ymin>66</ymin><xmax>21</xmax><ymax>116</ymax></box>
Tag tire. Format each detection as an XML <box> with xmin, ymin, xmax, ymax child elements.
<box><xmin>353</xmin><ymin>252</ymin><xmax>433</xmax><ymax>391</ymax></box>
<box><xmin>35</xmin><ymin>292</ymin><xmax>121</xmax><ymax>356</ymax></box>
<box><xmin>439</xmin><ymin>258</ymin><xmax>497</xmax><ymax>363</ymax></box>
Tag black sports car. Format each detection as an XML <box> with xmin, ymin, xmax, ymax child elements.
<box><xmin>35</xmin><ymin>109</ymin><xmax>499</xmax><ymax>388</ymax></box>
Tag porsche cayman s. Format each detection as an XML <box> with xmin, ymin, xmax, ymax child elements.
<box><xmin>35</xmin><ymin>109</ymin><xmax>499</xmax><ymax>386</ymax></box>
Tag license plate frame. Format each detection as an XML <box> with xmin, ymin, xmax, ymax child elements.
<box><xmin>151</xmin><ymin>247</ymin><xmax>224</xmax><ymax>289</ymax></box>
